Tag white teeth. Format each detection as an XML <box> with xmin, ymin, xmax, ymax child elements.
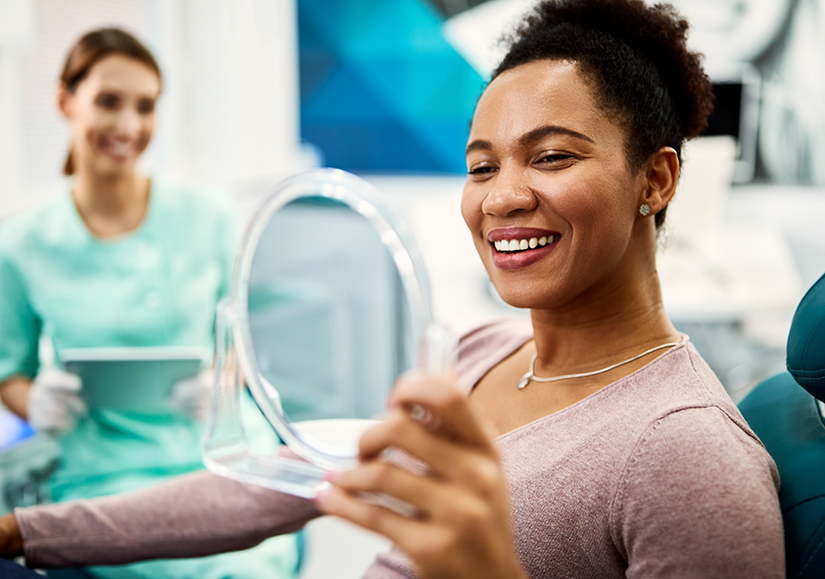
<box><xmin>106</xmin><ymin>142</ymin><xmax>133</xmax><ymax>157</ymax></box>
<box><xmin>494</xmin><ymin>235</ymin><xmax>558</xmax><ymax>253</ymax></box>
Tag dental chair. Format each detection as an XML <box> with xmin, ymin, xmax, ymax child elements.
<box><xmin>739</xmin><ymin>271</ymin><xmax>825</xmax><ymax>578</ymax></box>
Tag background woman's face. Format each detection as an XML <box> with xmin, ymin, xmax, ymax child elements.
<box><xmin>61</xmin><ymin>54</ymin><xmax>160</xmax><ymax>178</ymax></box>
<box><xmin>461</xmin><ymin>59</ymin><xmax>647</xmax><ymax>311</ymax></box>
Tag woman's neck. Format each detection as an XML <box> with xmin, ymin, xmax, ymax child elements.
<box><xmin>72</xmin><ymin>171</ymin><xmax>150</xmax><ymax>238</ymax></box>
<box><xmin>529</xmin><ymin>268</ymin><xmax>679</xmax><ymax>376</ymax></box>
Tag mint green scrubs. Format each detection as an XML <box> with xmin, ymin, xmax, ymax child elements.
<box><xmin>0</xmin><ymin>181</ymin><xmax>299</xmax><ymax>579</ymax></box>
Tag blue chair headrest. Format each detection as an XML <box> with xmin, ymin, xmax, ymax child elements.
<box><xmin>787</xmin><ymin>272</ymin><xmax>825</xmax><ymax>400</ymax></box>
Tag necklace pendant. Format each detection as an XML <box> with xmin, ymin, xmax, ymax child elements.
<box><xmin>517</xmin><ymin>373</ymin><xmax>531</xmax><ymax>389</ymax></box>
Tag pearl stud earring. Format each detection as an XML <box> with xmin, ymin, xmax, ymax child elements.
<box><xmin>639</xmin><ymin>204</ymin><xmax>650</xmax><ymax>216</ymax></box>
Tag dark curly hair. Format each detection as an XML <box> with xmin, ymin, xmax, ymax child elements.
<box><xmin>493</xmin><ymin>0</ymin><xmax>715</xmax><ymax>228</ymax></box>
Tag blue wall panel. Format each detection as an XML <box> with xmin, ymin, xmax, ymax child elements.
<box><xmin>298</xmin><ymin>0</ymin><xmax>485</xmax><ymax>173</ymax></box>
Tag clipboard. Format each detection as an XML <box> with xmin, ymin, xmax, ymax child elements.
<box><xmin>60</xmin><ymin>346</ymin><xmax>208</xmax><ymax>414</ymax></box>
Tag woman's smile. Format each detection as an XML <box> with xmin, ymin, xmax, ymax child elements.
<box><xmin>98</xmin><ymin>135</ymin><xmax>140</xmax><ymax>162</ymax></box>
<box><xmin>488</xmin><ymin>227</ymin><xmax>561</xmax><ymax>270</ymax></box>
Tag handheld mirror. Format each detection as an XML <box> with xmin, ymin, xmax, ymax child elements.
<box><xmin>202</xmin><ymin>169</ymin><xmax>451</xmax><ymax>499</ymax></box>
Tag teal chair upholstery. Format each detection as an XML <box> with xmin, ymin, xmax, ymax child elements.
<box><xmin>739</xmin><ymin>272</ymin><xmax>825</xmax><ymax>578</ymax></box>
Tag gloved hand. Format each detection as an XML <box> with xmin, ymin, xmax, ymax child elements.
<box><xmin>27</xmin><ymin>369</ymin><xmax>87</xmax><ymax>434</ymax></box>
<box><xmin>169</xmin><ymin>370</ymin><xmax>215</xmax><ymax>421</ymax></box>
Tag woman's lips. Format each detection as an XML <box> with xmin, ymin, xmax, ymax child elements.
<box><xmin>487</xmin><ymin>228</ymin><xmax>560</xmax><ymax>270</ymax></box>
<box><xmin>99</xmin><ymin>138</ymin><xmax>137</xmax><ymax>161</ymax></box>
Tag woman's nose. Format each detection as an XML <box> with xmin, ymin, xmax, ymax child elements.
<box><xmin>114</xmin><ymin>107</ymin><xmax>142</xmax><ymax>136</ymax></box>
<box><xmin>481</xmin><ymin>166</ymin><xmax>538</xmax><ymax>217</ymax></box>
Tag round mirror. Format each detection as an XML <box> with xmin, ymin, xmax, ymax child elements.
<box><xmin>203</xmin><ymin>169</ymin><xmax>445</xmax><ymax>496</ymax></box>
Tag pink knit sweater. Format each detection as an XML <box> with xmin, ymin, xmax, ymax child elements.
<box><xmin>16</xmin><ymin>319</ymin><xmax>784</xmax><ymax>577</ymax></box>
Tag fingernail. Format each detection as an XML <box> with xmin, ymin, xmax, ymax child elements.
<box><xmin>313</xmin><ymin>481</ymin><xmax>333</xmax><ymax>505</ymax></box>
<box><xmin>324</xmin><ymin>470</ymin><xmax>340</xmax><ymax>483</ymax></box>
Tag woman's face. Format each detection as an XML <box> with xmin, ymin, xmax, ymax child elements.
<box><xmin>60</xmin><ymin>54</ymin><xmax>160</xmax><ymax>178</ymax></box>
<box><xmin>461</xmin><ymin>59</ymin><xmax>648</xmax><ymax>310</ymax></box>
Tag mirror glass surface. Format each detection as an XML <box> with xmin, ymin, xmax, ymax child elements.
<box><xmin>247</xmin><ymin>197</ymin><xmax>415</xmax><ymax>452</ymax></box>
<box><xmin>227</xmin><ymin>169</ymin><xmax>432</xmax><ymax>475</ymax></box>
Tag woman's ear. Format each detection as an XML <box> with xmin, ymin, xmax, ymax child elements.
<box><xmin>640</xmin><ymin>146</ymin><xmax>679</xmax><ymax>216</ymax></box>
<box><xmin>56</xmin><ymin>83</ymin><xmax>73</xmax><ymax>119</ymax></box>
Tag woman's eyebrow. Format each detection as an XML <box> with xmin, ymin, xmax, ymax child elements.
<box><xmin>466</xmin><ymin>125</ymin><xmax>596</xmax><ymax>156</ymax></box>
<box><xmin>466</xmin><ymin>139</ymin><xmax>492</xmax><ymax>155</ymax></box>
<box><xmin>519</xmin><ymin>125</ymin><xmax>595</xmax><ymax>147</ymax></box>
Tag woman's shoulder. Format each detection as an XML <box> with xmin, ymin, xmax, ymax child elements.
<box><xmin>0</xmin><ymin>194</ymin><xmax>72</xmax><ymax>257</ymax></box>
<box><xmin>456</xmin><ymin>318</ymin><xmax>533</xmax><ymax>390</ymax></box>
<box><xmin>635</xmin><ymin>340</ymin><xmax>754</xmax><ymax>430</ymax></box>
<box><xmin>610</xmin><ymin>343</ymin><xmax>780</xmax><ymax>496</ymax></box>
<box><xmin>606</xmin><ymin>402</ymin><xmax>783</xmax><ymax>575</ymax></box>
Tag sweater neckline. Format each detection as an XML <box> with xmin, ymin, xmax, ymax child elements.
<box><xmin>489</xmin><ymin>332</ymin><xmax>690</xmax><ymax>442</ymax></box>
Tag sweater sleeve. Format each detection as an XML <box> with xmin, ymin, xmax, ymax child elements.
<box><xmin>16</xmin><ymin>470</ymin><xmax>321</xmax><ymax>568</ymax></box>
<box><xmin>610</xmin><ymin>406</ymin><xmax>784</xmax><ymax>579</ymax></box>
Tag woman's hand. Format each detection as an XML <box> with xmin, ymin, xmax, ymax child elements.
<box><xmin>0</xmin><ymin>513</ymin><xmax>23</xmax><ymax>559</ymax></box>
<box><xmin>314</xmin><ymin>372</ymin><xmax>528</xmax><ymax>579</ymax></box>
<box><xmin>169</xmin><ymin>370</ymin><xmax>214</xmax><ymax>421</ymax></box>
<box><xmin>28</xmin><ymin>370</ymin><xmax>87</xmax><ymax>434</ymax></box>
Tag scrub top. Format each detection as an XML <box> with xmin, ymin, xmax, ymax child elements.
<box><xmin>0</xmin><ymin>180</ymin><xmax>237</xmax><ymax>501</ymax></box>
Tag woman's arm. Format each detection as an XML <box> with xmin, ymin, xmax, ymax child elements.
<box><xmin>9</xmin><ymin>470</ymin><xmax>320</xmax><ymax>568</ymax></box>
<box><xmin>612</xmin><ymin>407</ymin><xmax>784</xmax><ymax>578</ymax></box>
<box><xmin>316</xmin><ymin>371</ymin><xmax>529</xmax><ymax>579</ymax></box>
<box><xmin>0</xmin><ymin>377</ymin><xmax>31</xmax><ymax>419</ymax></box>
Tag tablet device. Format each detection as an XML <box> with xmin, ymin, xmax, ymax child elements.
<box><xmin>60</xmin><ymin>347</ymin><xmax>208</xmax><ymax>414</ymax></box>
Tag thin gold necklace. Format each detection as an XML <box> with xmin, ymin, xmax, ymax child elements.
<box><xmin>517</xmin><ymin>342</ymin><xmax>679</xmax><ymax>389</ymax></box>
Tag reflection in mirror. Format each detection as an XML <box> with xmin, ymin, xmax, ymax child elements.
<box><xmin>246</xmin><ymin>197</ymin><xmax>416</xmax><ymax>458</ymax></box>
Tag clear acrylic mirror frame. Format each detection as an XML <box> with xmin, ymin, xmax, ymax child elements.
<box><xmin>201</xmin><ymin>168</ymin><xmax>450</xmax><ymax>499</ymax></box>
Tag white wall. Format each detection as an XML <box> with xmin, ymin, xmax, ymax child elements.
<box><xmin>149</xmin><ymin>0</ymin><xmax>303</xmax><ymax>191</ymax></box>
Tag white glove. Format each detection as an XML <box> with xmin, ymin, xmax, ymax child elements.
<box><xmin>169</xmin><ymin>370</ymin><xmax>214</xmax><ymax>421</ymax></box>
<box><xmin>27</xmin><ymin>369</ymin><xmax>87</xmax><ymax>434</ymax></box>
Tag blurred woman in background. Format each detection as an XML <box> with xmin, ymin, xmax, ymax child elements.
<box><xmin>0</xmin><ymin>28</ymin><xmax>300</xmax><ymax>579</ymax></box>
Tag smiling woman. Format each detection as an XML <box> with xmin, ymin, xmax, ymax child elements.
<box><xmin>1</xmin><ymin>3</ymin><xmax>784</xmax><ymax>579</ymax></box>
<box><xmin>0</xmin><ymin>28</ymin><xmax>300</xmax><ymax>579</ymax></box>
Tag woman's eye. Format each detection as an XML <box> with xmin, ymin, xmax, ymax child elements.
<box><xmin>468</xmin><ymin>165</ymin><xmax>497</xmax><ymax>177</ymax></box>
<box><xmin>537</xmin><ymin>153</ymin><xmax>573</xmax><ymax>164</ymax></box>
<box><xmin>95</xmin><ymin>94</ymin><xmax>120</xmax><ymax>109</ymax></box>
<box><xmin>137</xmin><ymin>99</ymin><xmax>156</xmax><ymax>114</ymax></box>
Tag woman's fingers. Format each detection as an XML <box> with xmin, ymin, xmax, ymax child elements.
<box><xmin>329</xmin><ymin>459</ymin><xmax>449</xmax><ymax>518</ymax></box>
<box><xmin>314</xmin><ymin>480</ymin><xmax>427</xmax><ymax>544</ymax></box>
<box><xmin>386</xmin><ymin>370</ymin><xmax>497</xmax><ymax>446</ymax></box>
<box><xmin>317</xmin><ymin>371</ymin><xmax>527</xmax><ymax>579</ymax></box>
<box><xmin>317</xmin><ymin>458</ymin><xmax>524</xmax><ymax>579</ymax></box>
<box><xmin>358</xmin><ymin>411</ymin><xmax>503</xmax><ymax>498</ymax></box>
<box><xmin>316</xmin><ymin>467</ymin><xmax>499</xmax><ymax>573</ymax></box>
